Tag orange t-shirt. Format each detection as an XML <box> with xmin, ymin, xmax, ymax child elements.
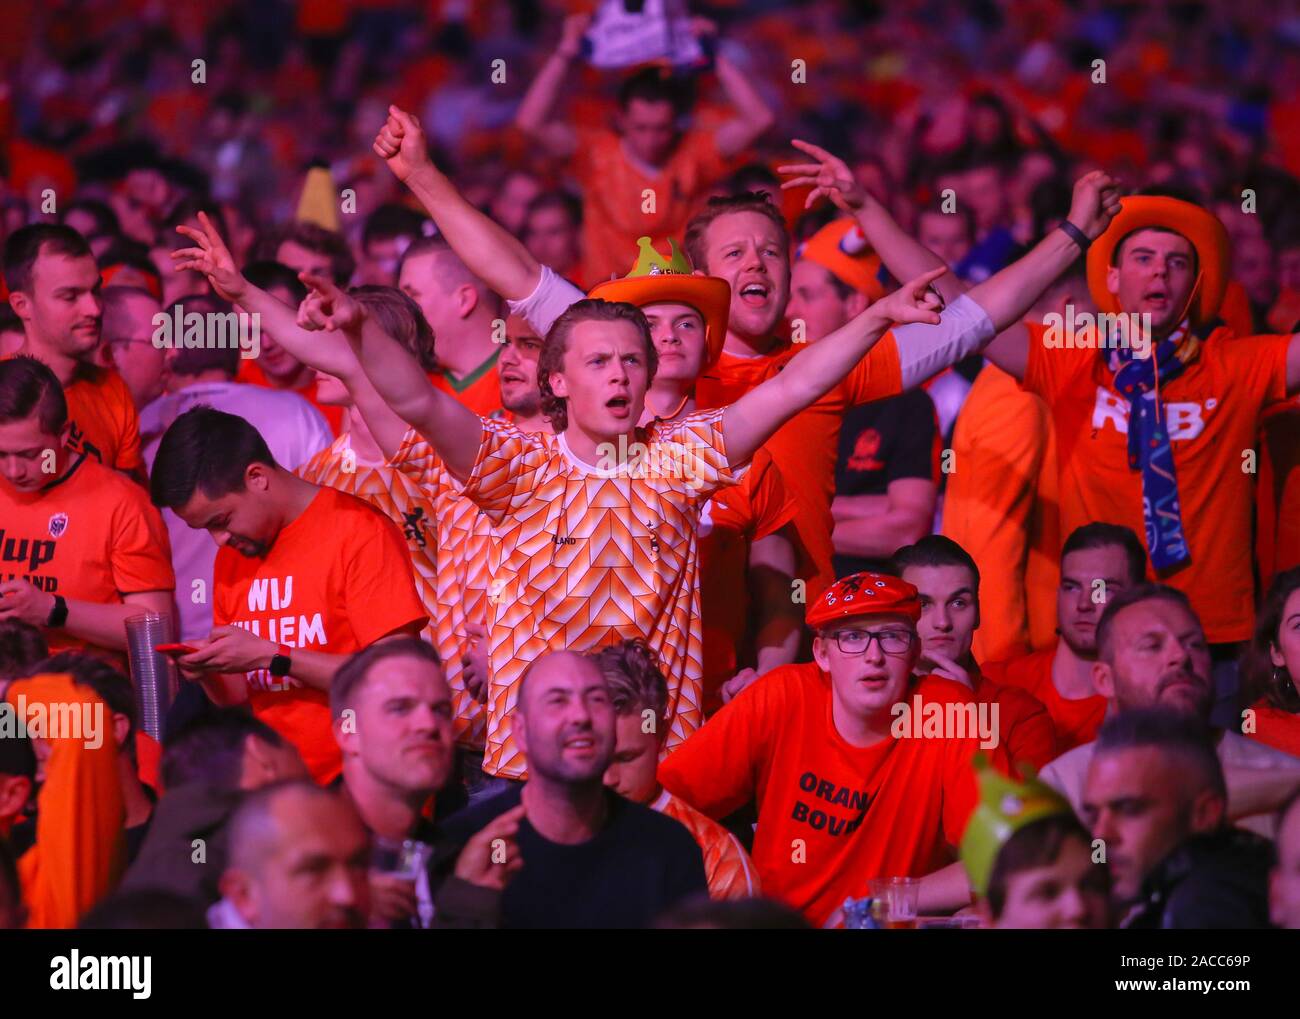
<box><xmin>390</xmin><ymin>428</ymin><xmax>501</xmax><ymax>750</ymax></box>
<box><xmin>0</xmin><ymin>454</ymin><xmax>174</xmax><ymax>667</ymax></box>
<box><xmin>236</xmin><ymin>360</ymin><xmax>345</xmax><ymax>436</ymax></box>
<box><xmin>699</xmin><ymin>446</ymin><xmax>798</xmax><ymax>715</ymax></box>
<box><xmin>659</xmin><ymin>665</ymin><xmax>984</xmax><ymax>926</ymax></box>
<box><xmin>462</xmin><ymin>410</ymin><xmax>745</xmax><ymax>780</ymax></box>
<box><xmin>574</xmin><ymin>126</ymin><xmax>730</xmax><ymax>285</ymax></box>
<box><xmin>62</xmin><ymin>365</ymin><xmax>143</xmax><ymax>472</ymax></box>
<box><xmin>1247</xmin><ymin>699</ymin><xmax>1300</xmax><ymax>758</ymax></box>
<box><xmin>430</xmin><ymin>352</ymin><xmax>506</xmax><ymax>419</ymax></box>
<box><xmin>8</xmin><ymin>673</ymin><xmax>125</xmax><ymax>929</ymax></box>
<box><xmin>971</xmin><ymin>665</ymin><xmax>1057</xmax><ymax>771</ymax></box>
<box><xmin>655</xmin><ymin>790</ymin><xmax>760</xmax><ymax>900</ymax></box>
<box><xmin>212</xmin><ymin>486</ymin><xmax>428</xmax><ymax>783</ymax></box>
<box><xmin>697</xmin><ymin>336</ymin><xmax>904</xmax><ymax>602</ymax></box>
<box><xmin>1023</xmin><ymin>324</ymin><xmax>1291</xmax><ymax>643</ymax></box>
<box><xmin>981</xmin><ymin>645</ymin><xmax>1106</xmax><ymax>753</ymax></box>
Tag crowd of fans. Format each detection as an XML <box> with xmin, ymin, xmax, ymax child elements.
<box><xmin>1</xmin><ymin>0</ymin><xmax>1300</xmax><ymax>930</ymax></box>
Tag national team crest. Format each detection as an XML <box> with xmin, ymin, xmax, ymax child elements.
<box><xmin>48</xmin><ymin>512</ymin><xmax>68</xmax><ymax>538</ymax></box>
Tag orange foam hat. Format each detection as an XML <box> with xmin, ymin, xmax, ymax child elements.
<box><xmin>797</xmin><ymin>218</ymin><xmax>887</xmax><ymax>302</ymax></box>
<box><xmin>588</xmin><ymin>237</ymin><xmax>731</xmax><ymax>367</ymax></box>
<box><xmin>1087</xmin><ymin>196</ymin><xmax>1230</xmax><ymax>328</ymax></box>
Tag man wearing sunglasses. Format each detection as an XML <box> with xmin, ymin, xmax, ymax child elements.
<box><xmin>659</xmin><ymin>572</ymin><xmax>994</xmax><ymax>927</ymax></box>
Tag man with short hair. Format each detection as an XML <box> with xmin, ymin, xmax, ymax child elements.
<box><xmin>516</xmin><ymin>14</ymin><xmax>774</xmax><ymax>283</ymax></box>
<box><xmin>100</xmin><ymin>285</ymin><xmax>166</xmax><ymax>409</ymax></box>
<box><xmin>893</xmin><ymin>535</ymin><xmax>1057</xmax><ymax>770</ymax></box>
<box><xmin>332</xmin><ymin>637</ymin><xmax>525</xmax><ymax>929</ymax></box>
<box><xmin>252</xmin><ymin>221</ymin><xmax>355</xmax><ymax>287</ymax></box>
<box><xmin>440</xmin><ymin>650</ymin><xmax>708</xmax><ymax>928</ymax></box>
<box><xmin>0</xmin><ymin>357</ymin><xmax>174</xmax><ymax>665</ymax></box>
<box><xmin>595</xmin><ymin>638</ymin><xmax>759</xmax><ymax>899</ymax></box>
<box><xmin>4</xmin><ymin>223</ymin><xmax>144</xmax><ymax>474</ymax></box>
<box><xmin>1082</xmin><ymin>709</ymin><xmax>1272</xmax><ymax>928</ymax></box>
<box><xmin>149</xmin><ymin>407</ymin><xmax>427</xmax><ymax>783</ymax></box>
<box><xmin>1041</xmin><ymin>584</ymin><xmax>1300</xmax><ymax>836</ymax></box>
<box><xmin>982</xmin><ymin>523</ymin><xmax>1144</xmax><ymax>750</ymax></box>
<box><xmin>356</xmin><ymin>203</ymin><xmax>429</xmax><ymax>286</ymax></box>
<box><xmin>522</xmin><ymin>190</ymin><xmax>583</xmax><ymax>287</ymax></box>
<box><xmin>140</xmin><ymin>294</ymin><xmax>332</xmax><ymax>644</ymax></box>
<box><xmin>660</xmin><ymin>573</ymin><xmax>994</xmax><ymax>926</ymax></box>
<box><xmin>210</xmin><ymin>780</ymin><xmax>370</xmax><ymax>929</ymax></box>
<box><xmin>399</xmin><ymin>236</ymin><xmax>509</xmax><ymax>417</ymax></box>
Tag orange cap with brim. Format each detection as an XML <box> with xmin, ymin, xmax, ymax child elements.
<box><xmin>588</xmin><ymin>237</ymin><xmax>732</xmax><ymax>368</ymax></box>
<box><xmin>797</xmin><ymin>218</ymin><xmax>887</xmax><ymax>302</ymax></box>
<box><xmin>1087</xmin><ymin>196</ymin><xmax>1230</xmax><ymax>328</ymax></box>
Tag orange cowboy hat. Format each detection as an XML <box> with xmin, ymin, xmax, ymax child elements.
<box><xmin>797</xmin><ymin>218</ymin><xmax>887</xmax><ymax>303</ymax></box>
<box><xmin>1087</xmin><ymin>195</ymin><xmax>1231</xmax><ymax>328</ymax></box>
<box><xmin>588</xmin><ymin>237</ymin><xmax>731</xmax><ymax>367</ymax></box>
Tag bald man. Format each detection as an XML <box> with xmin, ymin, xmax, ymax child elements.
<box><xmin>209</xmin><ymin>780</ymin><xmax>371</xmax><ymax>929</ymax></box>
<box><xmin>439</xmin><ymin>649</ymin><xmax>706</xmax><ymax>927</ymax></box>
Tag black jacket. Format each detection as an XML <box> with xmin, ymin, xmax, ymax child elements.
<box><xmin>1124</xmin><ymin>827</ymin><xmax>1273</xmax><ymax>929</ymax></box>
<box><xmin>119</xmin><ymin>782</ymin><xmax>242</xmax><ymax>906</ymax></box>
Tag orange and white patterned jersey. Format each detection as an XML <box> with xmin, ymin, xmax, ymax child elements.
<box><xmin>463</xmin><ymin>409</ymin><xmax>747</xmax><ymax>780</ymax></box>
<box><xmin>296</xmin><ymin>436</ymin><xmax>438</xmax><ymax>639</ymax></box>
<box><xmin>655</xmin><ymin>790</ymin><xmax>760</xmax><ymax>900</ymax></box>
<box><xmin>390</xmin><ymin>429</ymin><xmax>497</xmax><ymax>749</ymax></box>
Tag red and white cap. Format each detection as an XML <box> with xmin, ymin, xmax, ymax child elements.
<box><xmin>805</xmin><ymin>572</ymin><xmax>922</xmax><ymax>630</ymax></box>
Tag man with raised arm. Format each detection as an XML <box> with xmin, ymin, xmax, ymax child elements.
<box><xmin>785</xmin><ymin>142</ymin><xmax>1300</xmax><ymax>652</ymax></box>
<box><xmin>515</xmin><ymin>14</ymin><xmax>774</xmax><ymax>283</ymax></box>
<box><xmin>374</xmin><ymin>107</ymin><xmax>1121</xmax><ymax>603</ymax></box>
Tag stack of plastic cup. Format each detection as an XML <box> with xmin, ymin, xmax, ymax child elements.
<box><xmin>125</xmin><ymin>612</ymin><xmax>178</xmax><ymax>742</ymax></box>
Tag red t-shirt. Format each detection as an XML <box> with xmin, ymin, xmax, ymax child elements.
<box><xmin>659</xmin><ymin>664</ymin><xmax>984</xmax><ymax>926</ymax></box>
<box><xmin>0</xmin><ymin>454</ymin><xmax>174</xmax><ymax>668</ymax></box>
<box><xmin>212</xmin><ymin>486</ymin><xmax>427</xmax><ymax>783</ymax></box>
<box><xmin>981</xmin><ymin>644</ymin><xmax>1106</xmax><ymax>753</ymax></box>
<box><xmin>971</xmin><ymin>664</ymin><xmax>1057</xmax><ymax>771</ymax></box>
<box><xmin>1022</xmin><ymin>324</ymin><xmax>1291</xmax><ymax>642</ymax></box>
<box><xmin>696</xmin><ymin>335</ymin><xmax>904</xmax><ymax>602</ymax></box>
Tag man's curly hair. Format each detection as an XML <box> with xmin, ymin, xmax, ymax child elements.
<box><xmin>537</xmin><ymin>299</ymin><xmax>658</xmax><ymax>433</ymax></box>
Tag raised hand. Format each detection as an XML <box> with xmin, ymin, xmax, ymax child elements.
<box><xmin>778</xmin><ymin>139</ymin><xmax>869</xmax><ymax>213</ymax></box>
<box><xmin>1067</xmin><ymin>170</ymin><xmax>1124</xmax><ymax>240</ymax></box>
<box><xmin>871</xmin><ymin>267</ymin><xmax>947</xmax><ymax>327</ymax></box>
<box><xmin>373</xmin><ymin>105</ymin><xmax>433</xmax><ymax>183</ymax></box>
<box><xmin>557</xmin><ymin>13</ymin><xmax>592</xmax><ymax>60</ymax></box>
<box><xmin>454</xmin><ymin>804</ymin><xmax>526</xmax><ymax>891</ymax></box>
<box><xmin>296</xmin><ymin>270</ymin><xmax>365</xmax><ymax>334</ymax></box>
<box><xmin>172</xmin><ymin>211</ymin><xmax>248</xmax><ymax>303</ymax></box>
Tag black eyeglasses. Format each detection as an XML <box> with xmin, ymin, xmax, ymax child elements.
<box><xmin>828</xmin><ymin>628</ymin><xmax>915</xmax><ymax>656</ymax></box>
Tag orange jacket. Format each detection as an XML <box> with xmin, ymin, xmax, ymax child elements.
<box><xmin>7</xmin><ymin>673</ymin><xmax>125</xmax><ymax>928</ymax></box>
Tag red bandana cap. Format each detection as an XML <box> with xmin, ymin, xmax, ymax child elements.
<box><xmin>805</xmin><ymin>572</ymin><xmax>922</xmax><ymax>630</ymax></box>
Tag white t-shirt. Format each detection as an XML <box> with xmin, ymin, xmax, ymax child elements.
<box><xmin>141</xmin><ymin>380</ymin><xmax>334</xmax><ymax>639</ymax></box>
<box><xmin>1041</xmin><ymin>729</ymin><xmax>1300</xmax><ymax>839</ymax></box>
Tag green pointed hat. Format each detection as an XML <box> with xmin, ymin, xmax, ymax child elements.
<box><xmin>959</xmin><ymin>754</ymin><xmax>1073</xmax><ymax>896</ymax></box>
<box><xmin>588</xmin><ymin>236</ymin><xmax>732</xmax><ymax>367</ymax></box>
